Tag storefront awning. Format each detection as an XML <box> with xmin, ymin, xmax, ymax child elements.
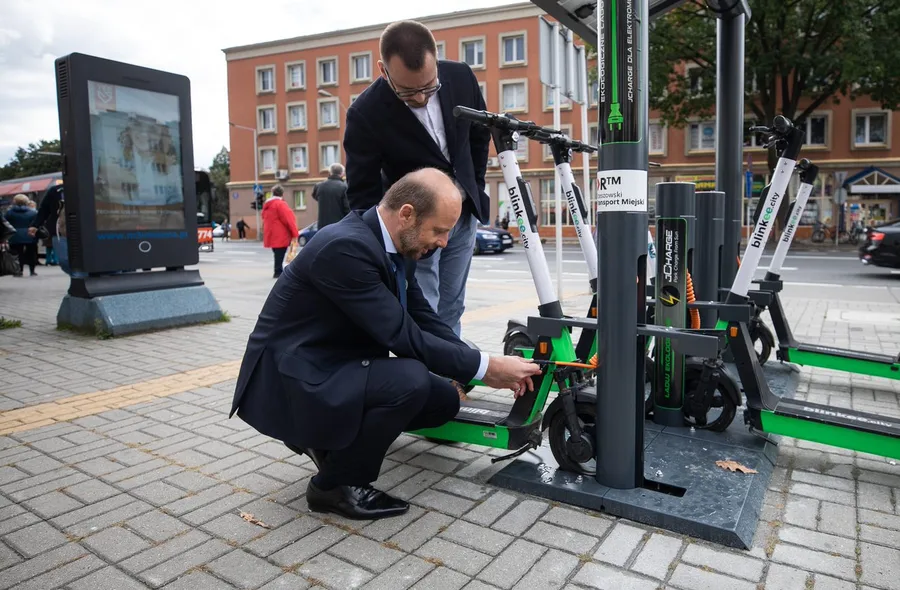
<box><xmin>844</xmin><ymin>166</ymin><xmax>900</xmax><ymax>195</ymax></box>
<box><xmin>0</xmin><ymin>176</ymin><xmax>62</xmax><ymax>197</ymax></box>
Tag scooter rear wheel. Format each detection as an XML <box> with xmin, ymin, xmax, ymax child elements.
<box><xmin>751</xmin><ymin>322</ymin><xmax>775</xmax><ymax>365</ymax></box>
<box><xmin>548</xmin><ymin>402</ymin><xmax>597</xmax><ymax>475</ymax></box>
<box><xmin>503</xmin><ymin>332</ymin><xmax>535</xmax><ymax>357</ymax></box>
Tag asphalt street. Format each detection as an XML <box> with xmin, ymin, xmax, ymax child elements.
<box><xmin>195</xmin><ymin>239</ymin><xmax>900</xmax><ymax>308</ymax></box>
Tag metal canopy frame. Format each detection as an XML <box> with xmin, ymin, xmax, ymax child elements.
<box><xmin>528</xmin><ymin>0</ymin><xmax>751</xmax><ymax>294</ymax></box>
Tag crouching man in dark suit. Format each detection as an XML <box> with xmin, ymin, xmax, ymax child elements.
<box><xmin>229</xmin><ymin>168</ymin><xmax>541</xmax><ymax>520</ymax></box>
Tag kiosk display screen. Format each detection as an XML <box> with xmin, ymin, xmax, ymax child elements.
<box><xmin>88</xmin><ymin>81</ymin><xmax>185</xmax><ymax>231</ymax></box>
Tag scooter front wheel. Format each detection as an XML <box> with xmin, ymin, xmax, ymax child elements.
<box><xmin>548</xmin><ymin>402</ymin><xmax>597</xmax><ymax>475</ymax></box>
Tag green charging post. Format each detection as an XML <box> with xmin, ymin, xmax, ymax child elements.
<box><xmin>653</xmin><ymin>182</ymin><xmax>696</xmax><ymax>427</ymax></box>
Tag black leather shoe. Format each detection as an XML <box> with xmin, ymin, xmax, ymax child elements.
<box><xmin>306</xmin><ymin>481</ymin><xmax>409</xmax><ymax>520</ymax></box>
<box><xmin>283</xmin><ymin>442</ymin><xmax>328</xmax><ymax>470</ymax></box>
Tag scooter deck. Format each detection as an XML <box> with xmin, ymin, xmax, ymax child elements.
<box><xmin>455</xmin><ymin>399</ymin><xmax>514</xmax><ymax>426</ymax></box>
<box><xmin>756</xmin><ymin>398</ymin><xmax>900</xmax><ymax>460</ymax></box>
<box><xmin>792</xmin><ymin>343</ymin><xmax>897</xmax><ymax>365</ymax></box>
<box><xmin>783</xmin><ymin>344</ymin><xmax>900</xmax><ymax>380</ymax></box>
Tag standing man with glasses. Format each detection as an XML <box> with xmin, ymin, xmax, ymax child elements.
<box><xmin>343</xmin><ymin>20</ymin><xmax>491</xmax><ymax>338</ymax></box>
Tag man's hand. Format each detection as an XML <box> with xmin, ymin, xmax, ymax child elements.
<box><xmin>482</xmin><ymin>356</ymin><xmax>543</xmax><ymax>397</ymax></box>
<box><xmin>27</xmin><ymin>227</ymin><xmax>37</xmax><ymax>237</ymax></box>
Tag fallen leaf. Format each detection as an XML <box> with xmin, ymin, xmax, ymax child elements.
<box><xmin>715</xmin><ymin>460</ymin><xmax>758</xmax><ymax>474</ymax></box>
<box><xmin>240</xmin><ymin>511</ymin><xmax>271</xmax><ymax>529</ymax></box>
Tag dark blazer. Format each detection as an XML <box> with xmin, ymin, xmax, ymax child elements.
<box><xmin>343</xmin><ymin>60</ymin><xmax>492</xmax><ymax>223</ymax></box>
<box><xmin>229</xmin><ymin>206</ymin><xmax>481</xmax><ymax>450</ymax></box>
<box><xmin>313</xmin><ymin>175</ymin><xmax>350</xmax><ymax>228</ymax></box>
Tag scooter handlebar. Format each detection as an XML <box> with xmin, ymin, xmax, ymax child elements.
<box><xmin>452</xmin><ymin>106</ymin><xmax>493</xmax><ymax>125</ymax></box>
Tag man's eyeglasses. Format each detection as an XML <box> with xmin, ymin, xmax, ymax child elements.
<box><xmin>383</xmin><ymin>66</ymin><xmax>441</xmax><ymax>99</ymax></box>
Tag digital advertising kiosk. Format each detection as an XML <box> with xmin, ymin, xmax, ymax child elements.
<box><xmin>54</xmin><ymin>52</ymin><xmax>222</xmax><ymax>336</ymax></box>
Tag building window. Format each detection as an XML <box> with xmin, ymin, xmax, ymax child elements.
<box><xmin>514</xmin><ymin>138</ymin><xmax>528</xmax><ymax>161</ymax></box>
<box><xmin>461</xmin><ymin>38</ymin><xmax>485</xmax><ymax>68</ymax></box>
<box><xmin>350</xmin><ymin>94</ymin><xmax>360</xmax><ymax>105</ymax></box>
<box><xmin>588</xmin><ymin>123</ymin><xmax>599</xmax><ymax>156</ymax></box>
<box><xmin>318</xmin><ymin>57</ymin><xmax>337</xmax><ymax>86</ymax></box>
<box><xmin>259</xmin><ymin>148</ymin><xmax>277</xmax><ymax>174</ymax></box>
<box><xmin>686</xmin><ymin>64</ymin><xmax>704</xmax><ymax>94</ymax></box>
<box><xmin>289</xmin><ymin>145</ymin><xmax>308</xmax><ymax>172</ymax></box>
<box><xmin>293</xmin><ymin>190</ymin><xmax>306</xmax><ymax>210</ymax></box>
<box><xmin>436</xmin><ymin>42</ymin><xmax>446</xmax><ymax>60</ymax></box>
<box><xmin>500</xmin><ymin>80</ymin><xmax>527</xmax><ymax>113</ymax></box>
<box><xmin>854</xmin><ymin>112</ymin><xmax>888</xmax><ymax>147</ymax></box>
<box><xmin>544</xmin><ymin>86</ymin><xmax>572</xmax><ymax>110</ymax></box>
<box><xmin>257</xmin><ymin>106</ymin><xmax>276</xmax><ymax>133</ymax></box>
<box><xmin>478</xmin><ymin>81</ymin><xmax>487</xmax><ymax>104</ymax></box>
<box><xmin>286</xmin><ymin>62</ymin><xmax>305</xmax><ymax>90</ymax></box>
<box><xmin>803</xmin><ymin>115</ymin><xmax>827</xmax><ymax>146</ymax></box>
<box><xmin>256</xmin><ymin>66</ymin><xmax>274</xmax><ymax>93</ymax></box>
<box><xmin>688</xmin><ymin>120</ymin><xmax>716</xmax><ymax>151</ymax></box>
<box><xmin>320</xmin><ymin>143</ymin><xmax>340</xmax><ymax>169</ymax></box>
<box><xmin>590</xmin><ymin>79</ymin><xmax>599</xmax><ymax>106</ymax></box>
<box><xmin>544</xmin><ymin>125</ymin><xmax>573</xmax><ymax>160</ymax></box>
<box><xmin>350</xmin><ymin>53</ymin><xmax>371</xmax><ymax>82</ymax></box>
<box><xmin>649</xmin><ymin>122</ymin><xmax>666</xmax><ymax>155</ymax></box>
<box><xmin>501</xmin><ymin>33</ymin><xmax>526</xmax><ymax>66</ymax></box>
<box><xmin>287</xmin><ymin>103</ymin><xmax>307</xmax><ymax>130</ymax></box>
<box><xmin>540</xmin><ymin>178</ymin><xmax>572</xmax><ymax>226</ymax></box>
<box><xmin>318</xmin><ymin>99</ymin><xmax>339</xmax><ymax>128</ymax></box>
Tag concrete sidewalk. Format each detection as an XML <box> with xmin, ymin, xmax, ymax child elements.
<box><xmin>0</xmin><ymin>262</ymin><xmax>898</xmax><ymax>590</ymax></box>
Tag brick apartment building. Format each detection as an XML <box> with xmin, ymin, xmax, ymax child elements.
<box><xmin>222</xmin><ymin>2</ymin><xmax>899</xmax><ymax>239</ymax></box>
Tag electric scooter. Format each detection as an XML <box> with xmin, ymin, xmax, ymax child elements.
<box><xmin>408</xmin><ymin>106</ymin><xmax>602</xmax><ymax>473</ymax></box>
<box><xmin>749</xmin><ymin>162</ymin><xmax>900</xmax><ymax>381</ymax></box>
<box><xmin>697</xmin><ymin>115</ymin><xmax>900</xmax><ymax>459</ymax></box>
<box><xmin>501</xmin><ymin>130</ymin><xmax>597</xmax><ymax>360</ymax></box>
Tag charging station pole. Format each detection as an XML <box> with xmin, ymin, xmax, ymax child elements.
<box><xmin>595</xmin><ymin>0</ymin><xmax>649</xmax><ymax>489</ymax></box>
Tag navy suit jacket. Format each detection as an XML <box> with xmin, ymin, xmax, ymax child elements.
<box><xmin>229</xmin><ymin>207</ymin><xmax>481</xmax><ymax>450</ymax></box>
<box><xmin>343</xmin><ymin>60</ymin><xmax>491</xmax><ymax>223</ymax></box>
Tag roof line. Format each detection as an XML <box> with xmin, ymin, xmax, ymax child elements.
<box><xmin>221</xmin><ymin>1</ymin><xmax>536</xmax><ymax>55</ymax></box>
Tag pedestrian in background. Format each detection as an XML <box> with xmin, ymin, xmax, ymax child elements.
<box><xmin>3</xmin><ymin>194</ymin><xmax>38</xmax><ymax>277</ymax></box>
<box><xmin>262</xmin><ymin>185</ymin><xmax>299</xmax><ymax>278</ymax></box>
<box><xmin>313</xmin><ymin>163</ymin><xmax>350</xmax><ymax>230</ymax></box>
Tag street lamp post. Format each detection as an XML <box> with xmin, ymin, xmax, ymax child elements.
<box><xmin>229</xmin><ymin>122</ymin><xmax>261</xmax><ymax>241</ymax></box>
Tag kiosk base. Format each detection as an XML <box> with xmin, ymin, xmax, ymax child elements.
<box><xmin>57</xmin><ymin>283</ymin><xmax>223</xmax><ymax>337</ymax></box>
<box><xmin>490</xmin><ymin>364</ymin><xmax>800</xmax><ymax>549</ymax></box>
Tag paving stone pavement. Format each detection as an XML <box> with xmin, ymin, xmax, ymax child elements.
<box><xmin>0</xmin><ymin>260</ymin><xmax>899</xmax><ymax>589</ymax></box>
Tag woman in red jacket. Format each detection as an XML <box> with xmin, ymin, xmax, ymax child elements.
<box><xmin>262</xmin><ymin>184</ymin><xmax>299</xmax><ymax>278</ymax></box>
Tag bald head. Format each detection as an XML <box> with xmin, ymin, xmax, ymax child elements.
<box><xmin>378</xmin><ymin>168</ymin><xmax>463</xmax><ymax>258</ymax></box>
<box><xmin>380</xmin><ymin>167</ymin><xmax>461</xmax><ymax>218</ymax></box>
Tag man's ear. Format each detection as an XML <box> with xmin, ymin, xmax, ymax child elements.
<box><xmin>376</xmin><ymin>60</ymin><xmax>388</xmax><ymax>80</ymax></box>
<box><xmin>398</xmin><ymin>203</ymin><xmax>416</xmax><ymax>225</ymax></box>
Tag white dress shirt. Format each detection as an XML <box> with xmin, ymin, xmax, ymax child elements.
<box><xmin>408</xmin><ymin>94</ymin><xmax>450</xmax><ymax>162</ymax></box>
<box><xmin>376</xmin><ymin>207</ymin><xmax>488</xmax><ymax>380</ymax></box>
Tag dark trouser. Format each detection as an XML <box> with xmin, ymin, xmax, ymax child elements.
<box><xmin>316</xmin><ymin>358</ymin><xmax>460</xmax><ymax>488</ymax></box>
<box><xmin>10</xmin><ymin>243</ymin><xmax>37</xmax><ymax>274</ymax></box>
<box><xmin>272</xmin><ymin>247</ymin><xmax>287</xmax><ymax>276</ymax></box>
<box><xmin>238</xmin><ymin>228</ymin><xmax>246</xmax><ymax>239</ymax></box>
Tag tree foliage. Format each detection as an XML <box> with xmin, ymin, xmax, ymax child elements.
<box><xmin>648</xmin><ymin>0</ymin><xmax>900</xmax><ymax>132</ymax></box>
<box><xmin>208</xmin><ymin>147</ymin><xmax>231</xmax><ymax>223</ymax></box>
<box><xmin>0</xmin><ymin>140</ymin><xmax>63</xmax><ymax>181</ymax></box>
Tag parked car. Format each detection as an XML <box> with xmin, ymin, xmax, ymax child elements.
<box><xmin>298</xmin><ymin>222</ymin><xmax>318</xmax><ymax>246</ymax></box>
<box><xmin>859</xmin><ymin>220</ymin><xmax>900</xmax><ymax>268</ymax></box>
<box><xmin>474</xmin><ymin>223</ymin><xmax>514</xmax><ymax>255</ymax></box>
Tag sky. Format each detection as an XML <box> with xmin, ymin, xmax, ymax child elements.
<box><xmin>0</xmin><ymin>0</ymin><xmax>522</xmax><ymax>171</ymax></box>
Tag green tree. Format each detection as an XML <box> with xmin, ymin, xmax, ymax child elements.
<box><xmin>208</xmin><ymin>147</ymin><xmax>231</xmax><ymax>223</ymax></box>
<box><xmin>648</xmin><ymin>0</ymin><xmax>900</xmax><ymax>141</ymax></box>
<box><xmin>0</xmin><ymin>140</ymin><xmax>63</xmax><ymax>181</ymax></box>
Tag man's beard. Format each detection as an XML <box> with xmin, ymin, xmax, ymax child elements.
<box><xmin>397</xmin><ymin>224</ymin><xmax>424</xmax><ymax>258</ymax></box>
